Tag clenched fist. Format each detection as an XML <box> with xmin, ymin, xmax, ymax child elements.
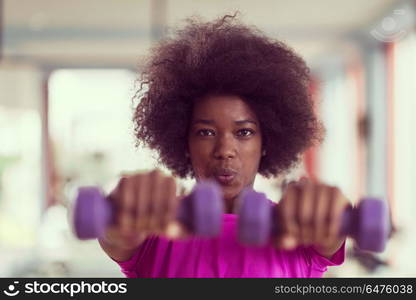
<box><xmin>98</xmin><ymin>169</ymin><xmax>188</xmax><ymax>259</ymax></box>
<box><xmin>275</xmin><ymin>178</ymin><xmax>351</xmax><ymax>258</ymax></box>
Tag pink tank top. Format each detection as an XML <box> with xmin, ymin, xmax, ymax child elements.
<box><xmin>111</xmin><ymin>213</ymin><xmax>345</xmax><ymax>277</ymax></box>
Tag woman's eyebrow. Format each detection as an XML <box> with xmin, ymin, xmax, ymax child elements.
<box><xmin>234</xmin><ymin>119</ymin><xmax>258</xmax><ymax>126</ymax></box>
<box><xmin>192</xmin><ymin>119</ymin><xmax>258</xmax><ymax>126</ymax></box>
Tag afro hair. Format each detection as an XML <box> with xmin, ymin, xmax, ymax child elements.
<box><xmin>133</xmin><ymin>13</ymin><xmax>324</xmax><ymax>179</ymax></box>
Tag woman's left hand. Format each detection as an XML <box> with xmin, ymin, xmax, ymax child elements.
<box><xmin>274</xmin><ymin>178</ymin><xmax>351</xmax><ymax>259</ymax></box>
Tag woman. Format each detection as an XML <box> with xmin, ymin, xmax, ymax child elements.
<box><xmin>98</xmin><ymin>14</ymin><xmax>349</xmax><ymax>277</ymax></box>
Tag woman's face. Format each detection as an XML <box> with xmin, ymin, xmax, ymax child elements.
<box><xmin>188</xmin><ymin>94</ymin><xmax>263</xmax><ymax>210</ymax></box>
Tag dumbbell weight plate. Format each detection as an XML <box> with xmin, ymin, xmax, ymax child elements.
<box><xmin>73</xmin><ymin>187</ymin><xmax>112</xmax><ymax>240</ymax></box>
<box><xmin>177</xmin><ymin>180</ymin><xmax>224</xmax><ymax>237</ymax></box>
<box><xmin>237</xmin><ymin>188</ymin><xmax>272</xmax><ymax>246</ymax></box>
<box><xmin>356</xmin><ymin>197</ymin><xmax>389</xmax><ymax>252</ymax></box>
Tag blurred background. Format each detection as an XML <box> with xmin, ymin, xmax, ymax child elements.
<box><xmin>1</xmin><ymin>0</ymin><xmax>415</xmax><ymax>277</ymax></box>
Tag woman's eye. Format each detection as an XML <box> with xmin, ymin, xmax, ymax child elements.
<box><xmin>195</xmin><ymin>129</ymin><xmax>254</xmax><ymax>137</ymax></box>
<box><xmin>196</xmin><ymin>129</ymin><xmax>215</xmax><ymax>136</ymax></box>
<box><xmin>237</xmin><ymin>129</ymin><xmax>255</xmax><ymax>137</ymax></box>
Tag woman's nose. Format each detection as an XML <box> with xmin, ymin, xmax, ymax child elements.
<box><xmin>213</xmin><ymin>134</ymin><xmax>237</xmax><ymax>160</ymax></box>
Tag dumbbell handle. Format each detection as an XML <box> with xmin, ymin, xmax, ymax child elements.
<box><xmin>72</xmin><ymin>181</ymin><xmax>223</xmax><ymax>240</ymax></box>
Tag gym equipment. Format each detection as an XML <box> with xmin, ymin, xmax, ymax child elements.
<box><xmin>72</xmin><ymin>180</ymin><xmax>223</xmax><ymax>240</ymax></box>
<box><xmin>72</xmin><ymin>182</ymin><xmax>389</xmax><ymax>252</ymax></box>
<box><xmin>238</xmin><ymin>188</ymin><xmax>389</xmax><ymax>252</ymax></box>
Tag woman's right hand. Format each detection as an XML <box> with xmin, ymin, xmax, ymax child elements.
<box><xmin>100</xmin><ymin>169</ymin><xmax>188</xmax><ymax>251</ymax></box>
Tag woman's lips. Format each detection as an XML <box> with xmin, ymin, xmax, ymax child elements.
<box><xmin>212</xmin><ymin>167</ymin><xmax>237</xmax><ymax>185</ymax></box>
<box><xmin>214</xmin><ymin>172</ymin><xmax>237</xmax><ymax>185</ymax></box>
<box><xmin>215</xmin><ymin>174</ymin><xmax>235</xmax><ymax>185</ymax></box>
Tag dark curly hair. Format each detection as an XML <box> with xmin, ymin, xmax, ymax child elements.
<box><xmin>133</xmin><ymin>13</ymin><xmax>324</xmax><ymax>179</ymax></box>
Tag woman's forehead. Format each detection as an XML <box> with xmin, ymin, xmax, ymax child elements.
<box><xmin>191</xmin><ymin>94</ymin><xmax>258</xmax><ymax>122</ymax></box>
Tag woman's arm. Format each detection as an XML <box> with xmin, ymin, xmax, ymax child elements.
<box><xmin>98</xmin><ymin>233</ymin><xmax>147</xmax><ymax>262</ymax></box>
<box><xmin>311</xmin><ymin>237</ymin><xmax>346</xmax><ymax>259</ymax></box>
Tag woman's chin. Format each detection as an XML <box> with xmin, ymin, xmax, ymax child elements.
<box><xmin>221</xmin><ymin>186</ymin><xmax>242</xmax><ymax>201</ymax></box>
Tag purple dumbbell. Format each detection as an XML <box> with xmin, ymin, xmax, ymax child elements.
<box><xmin>237</xmin><ymin>188</ymin><xmax>390</xmax><ymax>252</ymax></box>
<box><xmin>71</xmin><ymin>180</ymin><xmax>224</xmax><ymax>240</ymax></box>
